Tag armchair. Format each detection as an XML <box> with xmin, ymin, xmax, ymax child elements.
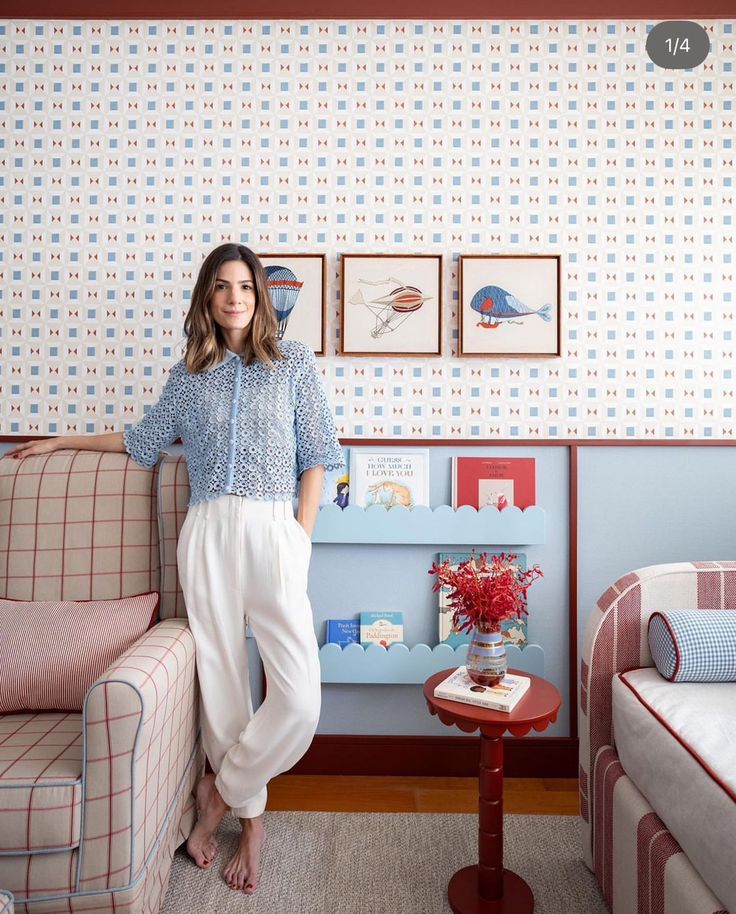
<box><xmin>0</xmin><ymin>450</ymin><xmax>203</xmax><ymax>914</ymax></box>
<box><xmin>580</xmin><ymin>562</ymin><xmax>734</xmax><ymax>914</ymax></box>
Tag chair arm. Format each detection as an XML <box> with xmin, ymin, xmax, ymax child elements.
<box><xmin>578</xmin><ymin>561</ymin><xmax>736</xmax><ymax>863</ymax></box>
<box><xmin>78</xmin><ymin>618</ymin><xmax>199</xmax><ymax>891</ymax></box>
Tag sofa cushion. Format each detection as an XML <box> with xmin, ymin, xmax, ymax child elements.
<box><xmin>648</xmin><ymin>608</ymin><xmax>736</xmax><ymax>681</ymax></box>
<box><xmin>613</xmin><ymin>667</ymin><xmax>736</xmax><ymax>914</ymax></box>
<box><xmin>0</xmin><ymin>592</ymin><xmax>159</xmax><ymax>713</ymax></box>
<box><xmin>0</xmin><ymin>712</ymin><xmax>83</xmax><ymax>853</ymax></box>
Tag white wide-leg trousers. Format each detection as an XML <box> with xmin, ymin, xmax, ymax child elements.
<box><xmin>176</xmin><ymin>493</ymin><xmax>321</xmax><ymax>819</ymax></box>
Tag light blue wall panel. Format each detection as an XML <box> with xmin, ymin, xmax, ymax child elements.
<box><xmin>311</xmin><ymin>445</ymin><xmax>570</xmax><ymax>737</ymax></box>
<box><xmin>577</xmin><ymin>446</ymin><xmax>736</xmax><ymax>665</ymax></box>
<box><xmin>0</xmin><ymin>442</ymin><xmax>570</xmax><ymax>736</ymax></box>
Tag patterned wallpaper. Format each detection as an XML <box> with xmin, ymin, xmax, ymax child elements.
<box><xmin>1</xmin><ymin>19</ymin><xmax>733</xmax><ymax>439</ymax></box>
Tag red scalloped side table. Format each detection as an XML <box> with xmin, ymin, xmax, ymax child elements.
<box><xmin>424</xmin><ymin>668</ymin><xmax>562</xmax><ymax>914</ymax></box>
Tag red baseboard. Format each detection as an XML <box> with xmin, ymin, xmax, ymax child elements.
<box><xmin>289</xmin><ymin>735</ymin><xmax>578</xmax><ymax>777</ymax></box>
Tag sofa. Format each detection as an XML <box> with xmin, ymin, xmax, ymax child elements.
<box><xmin>0</xmin><ymin>449</ymin><xmax>204</xmax><ymax>914</ymax></box>
<box><xmin>580</xmin><ymin>562</ymin><xmax>735</xmax><ymax>914</ymax></box>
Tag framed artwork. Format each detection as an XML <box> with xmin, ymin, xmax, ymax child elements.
<box><xmin>458</xmin><ymin>254</ymin><xmax>561</xmax><ymax>357</ymax></box>
<box><xmin>258</xmin><ymin>253</ymin><xmax>326</xmax><ymax>355</ymax></box>
<box><xmin>340</xmin><ymin>254</ymin><xmax>442</xmax><ymax>356</ymax></box>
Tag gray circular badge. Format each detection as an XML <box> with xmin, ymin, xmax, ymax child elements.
<box><xmin>646</xmin><ymin>21</ymin><xmax>710</xmax><ymax>70</ymax></box>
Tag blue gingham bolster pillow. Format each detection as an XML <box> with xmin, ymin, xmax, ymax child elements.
<box><xmin>648</xmin><ymin>609</ymin><xmax>736</xmax><ymax>682</ymax></box>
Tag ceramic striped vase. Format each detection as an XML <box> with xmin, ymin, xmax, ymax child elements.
<box><xmin>466</xmin><ymin>624</ymin><xmax>508</xmax><ymax>686</ymax></box>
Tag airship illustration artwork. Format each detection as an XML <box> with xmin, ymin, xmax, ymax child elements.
<box><xmin>265</xmin><ymin>265</ymin><xmax>304</xmax><ymax>339</ymax></box>
<box><xmin>469</xmin><ymin>284</ymin><xmax>552</xmax><ymax>329</ymax></box>
<box><xmin>349</xmin><ymin>277</ymin><xmax>432</xmax><ymax>339</ymax></box>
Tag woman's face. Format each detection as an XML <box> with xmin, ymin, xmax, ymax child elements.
<box><xmin>208</xmin><ymin>259</ymin><xmax>257</xmax><ymax>335</ymax></box>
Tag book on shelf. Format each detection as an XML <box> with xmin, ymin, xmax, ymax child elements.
<box><xmin>433</xmin><ymin>666</ymin><xmax>531</xmax><ymax>712</ymax></box>
<box><xmin>359</xmin><ymin>611</ymin><xmax>404</xmax><ymax>648</ymax></box>
<box><xmin>349</xmin><ymin>448</ymin><xmax>430</xmax><ymax>509</ymax></box>
<box><xmin>318</xmin><ymin>447</ymin><xmax>350</xmax><ymax>508</ymax></box>
<box><xmin>452</xmin><ymin>456</ymin><xmax>536</xmax><ymax>510</ymax></box>
<box><xmin>325</xmin><ymin>619</ymin><xmax>359</xmax><ymax>648</ymax></box>
<box><xmin>437</xmin><ymin>551</ymin><xmax>528</xmax><ymax>647</ymax></box>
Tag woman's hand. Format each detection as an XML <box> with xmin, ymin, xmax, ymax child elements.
<box><xmin>4</xmin><ymin>438</ymin><xmax>59</xmax><ymax>460</ymax></box>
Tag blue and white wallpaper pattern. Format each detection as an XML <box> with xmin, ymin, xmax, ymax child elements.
<box><xmin>1</xmin><ymin>19</ymin><xmax>733</xmax><ymax>439</ymax></box>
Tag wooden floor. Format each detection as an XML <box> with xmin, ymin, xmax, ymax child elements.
<box><xmin>267</xmin><ymin>776</ymin><xmax>579</xmax><ymax>815</ymax></box>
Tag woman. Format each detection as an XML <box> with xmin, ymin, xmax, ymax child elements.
<box><xmin>7</xmin><ymin>243</ymin><xmax>346</xmax><ymax>895</ymax></box>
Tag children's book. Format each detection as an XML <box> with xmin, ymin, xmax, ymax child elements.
<box><xmin>452</xmin><ymin>457</ymin><xmax>535</xmax><ymax>510</ymax></box>
<box><xmin>433</xmin><ymin>666</ymin><xmax>531</xmax><ymax>712</ymax></box>
<box><xmin>325</xmin><ymin>620</ymin><xmax>359</xmax><ymax>648</ymax></box>
<box><xmin>437</xmin><ymin>552</ymin><xmax>528</xmax><ymax>648</ymax></box>
<box><xmin>349</xmin><ymin>449</ymin><xmax>430</xmax><ymax>509</ymax></box>
<box><xmin>359</xmin><ymin>611</ymin><xmax>404</xmax><ymax>648</ymax></box>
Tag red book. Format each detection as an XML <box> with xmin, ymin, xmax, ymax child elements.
<box><xmin>453</xmin><ymin>457</ymin><xmax>536</xmax><ymax>510</ymax></box>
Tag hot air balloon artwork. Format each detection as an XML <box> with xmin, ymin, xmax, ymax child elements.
<box><xmin>458</xmin><ymin>255</ymin><xmax>561</xmax><ymax>357</ymax></box>
<box><xmin>340</xmin><ymin>255</ymin><xmax>443</xmax><ymax>356</ymax></box>
<box><xmin>258</xmin><ymin>254</ymin><xmax>326</xmax><ymax>353</ymax></box>
<box><xmin>349</xmin><ymin>277</ymin><xmax>431</xmax><ymax>339</ymax></box>
<box><xmin>264</xmin><ymin>264</ymin><xmax>304</xmax><ymax>340</ymax></box>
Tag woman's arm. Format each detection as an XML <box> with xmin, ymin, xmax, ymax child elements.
<box><xmin>296</xmin><ymin>465</ymin><xmax>325</xmax><ymax>538</ymax></box>
<box><xmin>5</xmin><ymin>431</ymin><xmax>128</xmax><ymax>460</ymax></box>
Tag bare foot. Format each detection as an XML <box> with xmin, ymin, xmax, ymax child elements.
<box><xmin>186</xmin><ymin>773</ymin><xmax>229</xmax><ymax>869</ymax></box>
<box><xmin>222</xmin><ymin>816</ymin><xmax>265</xmax><ymax>893</ymax></box>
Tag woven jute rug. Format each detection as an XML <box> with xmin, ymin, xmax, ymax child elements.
<box><xmin>161</xmin><ymin>811</ymin><xmax>608</xmax><ymax>914</ymax></box>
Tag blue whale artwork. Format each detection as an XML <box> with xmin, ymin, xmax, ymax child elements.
<box><xmin>469</xmin><ymin>284</ymin><xmax>552</xmax><ymax>329</ymax></box>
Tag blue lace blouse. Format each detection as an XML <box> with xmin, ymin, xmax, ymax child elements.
<box><xmin>122</xmin><ymin>339</ymin><xmax>345</xmax><ymax>507</ymax></box>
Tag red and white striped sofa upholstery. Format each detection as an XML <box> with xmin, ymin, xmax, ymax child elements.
<box><xmin>0</xmin><ymin>450</ymin><xmax>203</xmax><ymax>914</ymax></box>
<box><xmin>580</xmin><ymin>562</ymin><xmax>735</xmax><ymax>914</ymax></box>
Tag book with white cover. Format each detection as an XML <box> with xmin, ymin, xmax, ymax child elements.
<box><xmin>350</xmin><ymin>449</ymin><xmax>430</xmax><ymax>509</ymax></box>
<box><xmin>433</xmin><ymin>666</ymin><xmax>531</xmax><ymax>712</ymax></box>
<box><xmin>359</xmin><ymin>611</ymin><xmax>404</xmax><ymax>647</ymax></box>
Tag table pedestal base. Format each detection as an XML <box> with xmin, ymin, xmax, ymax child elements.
<box><xmin>448</xmin><ymin>866</ymin><xmax>534</xmax><ymax>914</ymax></box>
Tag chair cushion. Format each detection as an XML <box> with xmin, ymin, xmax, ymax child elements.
<box><xmin>0</xmin><ymin>592</ymin><xmax>159</xmax><ymax>713</ymax></box>
<box><xmin>0</xmin><ymin>712</ymin><xmax>83</xmax><ymax>852</ymax></box>
<box><xmin>648</xmin><ymin>609</ymin><xmax>736</xmax><ymax>682</ymax></box>
<box><xmin>614</xmin><ymin>668</ymin><xmax>736</xmax><ymax>913</ymax></box>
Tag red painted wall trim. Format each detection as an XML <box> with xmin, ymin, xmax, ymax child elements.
<box><xmin>4</xmin><ymin>2</ymin><xmax>731</xmax><ymax>16</ymax></box>
<box><xmin>292</xmin><ymin>734</ymin><xmax>579</xmax><ymax>778</ymax></box>
<box><xmin>569</xmin><ymin>444</ymin><xmax>579</xmax><ymax>742</ymax></box>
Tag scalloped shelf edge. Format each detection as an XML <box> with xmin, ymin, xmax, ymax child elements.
<box><xmin>319</xmin><ymin>503</ymin><xmax>543</xmax><ymax>518</ymax></box>
<box><xmin>319</xmin><ymin>641</ymin><xmax>545</xmax><ymax>683</ymax></box>
<box><xmin>312</xmin><ymin>503</ymin><xmax>545</xmax><ymax>545</ymax></box>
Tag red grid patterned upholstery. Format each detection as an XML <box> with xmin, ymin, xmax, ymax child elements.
<box><xmin>580</xmin><ymin>562</ymin><xmax>734</xmax><ymax>914</ymax></box>
<box><xmin>0</xmin><ymin>450</ymin><xmax>202</xmax><ymax>913</ymax></box>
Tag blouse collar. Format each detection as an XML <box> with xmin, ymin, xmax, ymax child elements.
<box><xmin>203</xmin><ymin>348</ymin><xmax>239</xmax><ymax>372</ymax></box>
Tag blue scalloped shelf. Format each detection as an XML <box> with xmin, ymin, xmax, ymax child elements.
<box><xmin>319</xmin><ymin>642</ymin><xmax>545</xmax><ymax>684</ymax></box>
<box><xmin>312</xmin><ymin>504</ymin><xmax>545</xmax><ymax>545</ymax></box>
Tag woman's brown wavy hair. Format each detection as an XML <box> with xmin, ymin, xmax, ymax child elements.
<box><xmin>182</xmin><ymin>243</ymin><xmax>284</xmax><ymax>373</ymax></box>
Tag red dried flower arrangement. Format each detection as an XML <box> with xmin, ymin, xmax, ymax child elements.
<box><xmin>428</xmin><ymin>551</ymin><xmax>543</xmax><ymax>635</ymax></box>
